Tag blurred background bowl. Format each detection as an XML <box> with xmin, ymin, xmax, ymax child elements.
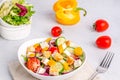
<box><xmin>0</xmin><ymin>18</ymin><xmax>31</xmax><ymax>40</ymax></box>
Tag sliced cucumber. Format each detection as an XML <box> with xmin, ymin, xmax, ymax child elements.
<box><xmin>50</xmin><ymin>62</ymin><xmax>64</xmax><ymax>75</ymax></box>
<box><xmin>55</xmin><ymin>37</ymin><xmax>66</xmax><ymax>46</ymax></box>
<box><xmin>65</xmin><ymin>47</ymin><xmax>74</xmax><ymax>53</ymax></box>
<box><xmin>80</xmin><ymin>52</ymin><xmax>85</xmax><ymax>61</ymax></box>
<box><xmin>56</xmin><ymin>62</ymin><xmax>64</xmax><ymax>73</ymax></box>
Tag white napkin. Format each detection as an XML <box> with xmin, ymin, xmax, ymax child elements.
<box><xmin>8</xmin><ymin>61</ymin><xmax>100</xmax><ymax>80</ymax></box>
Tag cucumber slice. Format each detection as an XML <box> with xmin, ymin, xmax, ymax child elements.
<box><xmin>55</xmin><ymin>37</ymin><xmax>66</xmax><ymax>46</ymax></box>
<box><xmin>65</xmin><ymin>47</ymin><xmax>74</xmax><ymax>53</ymax></box>
<box><xmin>56</xmin><ymin>62</ymin><xmax>64</xmax><ymax>73</ymax></box>
<box><xmin>80</xmin><ymin>52</ymin><xmax>85</xmax><ymax>61</ymax></box>
<box><xmin>50</xmin><ymin>62</ymin><xmax>64</xmax><ymax>75</ymax></box>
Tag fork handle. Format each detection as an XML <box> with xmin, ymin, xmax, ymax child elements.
<box><xmin>88</xmin><ymin>71</ymin><xmax>98</xmax><ymax>80</ymax></box>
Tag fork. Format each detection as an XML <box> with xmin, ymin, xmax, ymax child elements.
<box><xmin>88</xmin><ymin>52</ymin><xmax>114</xmax><ymax>80</ymax></box>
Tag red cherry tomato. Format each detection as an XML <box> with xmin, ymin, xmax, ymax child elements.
<box><xmin>26</xmin><ymin>57</ymin><xmax>40</xmax><ymax>72</ymax></box>
<box><xmin>51</xmin><ymin>26</ymin><xmax>62</xmax><ymax>37</ymax></box>
<box><xmin>94</xmin><ymin>19</ymin><xmax>109</xmax><ymax>32</ymax></box>
<box><xmin>35</xmin><ymin>46</ymin><xmax>42</xmax><ymax>53</ymax></box>
<box><xmin>49</xmin><ymin>46</ymin><xmax>58</xmax><ymax>53</ymax></box>
<box><xmin>96</xmin><ymin>36</ymin><xmax>112</xmax><ymax>49</ymax></box>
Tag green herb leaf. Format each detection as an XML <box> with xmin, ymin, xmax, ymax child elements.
<box><xmin>2</xmin><ymin>2</ymin><xmax>35</xmax><ymax>26</ymax></box>
<box><xmin>21</xmin><ymin>55</ymin><xmax>28</xmax><ymax>62</ymax></box>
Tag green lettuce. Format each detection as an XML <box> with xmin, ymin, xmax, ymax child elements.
<box><xmin>2</xmin><ymin>0</ymin><xmax>35</xmax><ymax>26</ymax></box>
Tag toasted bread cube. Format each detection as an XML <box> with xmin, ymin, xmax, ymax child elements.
<box><xmin>45</xmin><ymin>37</ymin><xmax>52</xmax><ymax>43</ymax></box>
<box><xmin>27</xmin><ymin>46</ymin><xmax>35</xmax><ymax>52</ymax></box>
<box><xmin>49</xmin><ymin>68</ymin><xmax>59</xmax><ymax>76</ymax></box>
<box><xmin>48</xmin><ymin>59</ymin><xmax>56</xmax><ymax>66</ymax></box>
<box><xmin>60</xmin><ymin>60</ymin><xmax>70</xmax><ymax>70</ymax></box>
<box><xmin>33</xmin><ymin>43</ymin><xmax>40</xmax><ymax>48</ymax></box>
<box><xmin>58</xmin><ymin>44</ymin><xmax>64</xmax><ymax>53</ymax></box>
<box><xmin>52</xmin><ymin>52</ymin><xmax>63</xmax><ymax>61</ymax></box>
<box><xmin>58</xmin><ymin>43</ymin><xmax>67</xmax><ymax>54</ymax></box>
<box><xmin>43</xmin><ymin>51</ymin><xmax>51</xmax><ymax>58</ymax></box>
<box><xmin>27</xmin><ymin>52</ymin><xmax>35</xmax><ymax>57</ymax></box>
<box><xmin>66</xmin><ymin>56</ymin><xmax>74</xmax><ymax>65</ymax></box>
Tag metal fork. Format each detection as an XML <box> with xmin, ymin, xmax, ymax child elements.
<box><xmin>88</xmin><ymin>52</ymin><xmax>114</xmax><ymax>80</ymax></box>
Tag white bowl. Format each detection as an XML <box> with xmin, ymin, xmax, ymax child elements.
<box><xmin>18</xmin><ymin>38</ymin><xmax>87</xmax><ymax>80</ymax></box>
<box><xmin>0</xmin><ymin>19</ymin><xmax>31</xmax><ymax>40</ymax></box>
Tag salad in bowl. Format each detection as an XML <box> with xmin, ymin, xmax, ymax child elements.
<box><xmin>0</xmin><ymin>0</ymin><xmax>34</xmax><ymax>26</ymax></box>
<box><xmin>18</xmin><ymin>37</ymin><xmax>86</xmax><ymax>80</ymax></box>
<box><xmin>0</xmin><ymin>0</ymin><xmax>35</xmax><ymax>40</ymax></box>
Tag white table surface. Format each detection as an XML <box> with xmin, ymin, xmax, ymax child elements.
<box><xmin>0</xmin><ymin>0</ymin><xmax>120</xmax><ymax>80</ymax></box>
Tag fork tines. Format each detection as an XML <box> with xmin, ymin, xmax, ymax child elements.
<box><xmin>100</xmin><ymin>52</ymin><xmax>114</xmax><ymax>68</ymax></box>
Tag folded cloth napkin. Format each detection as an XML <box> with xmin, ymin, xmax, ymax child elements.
<box><xmin>8</xmin><ymin>61</ymin><xmax>100</xmax><ymax>80</ymax></box>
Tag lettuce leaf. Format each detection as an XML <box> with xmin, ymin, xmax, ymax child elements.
<box><xmin>2</xmin><ymin>2</ymin><xmax>35</xmax><ymax>26</ymax></box>
<box><xmin>12</xmin><ymin>0</ymin><xmax>25</xmax><ymax>4</ymax></box>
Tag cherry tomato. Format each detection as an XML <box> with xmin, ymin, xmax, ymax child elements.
<box><xmin>93</xmin><ymin>19</ymin><xmax>109</xmax><ymax>32</ymax></box>
<box><xmin>51</xmin><ymin>26</ymin><xmax>62</xmax><ymax>37</ymax></box>
<box><xmin>35</xmin><ymin>46</ymin><xmax>42</xmax><ymax>53</ymax></box>
<box><xmin>96</xmin><ymin>36</ymin><xmax>112</xmax><ymax>49</ymax></box>
<box><xmin>49</xmin><ymin>46</ymin><xmax>58</xmax><ymax>53</ymax></box>
<box><xmin>26</xmin><ymin>57</ymin><xmax>40</xmax><ymax>72</ymax></box>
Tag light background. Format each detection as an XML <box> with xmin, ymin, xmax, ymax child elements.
<box><xmin>0</xmin><ymin>0</ymin><xmax>120</xmax><ymax>80</ymax></box>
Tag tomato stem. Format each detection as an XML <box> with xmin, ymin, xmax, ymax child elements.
<box><xmin>93</xmin><ymin>23</ymin><xmax>96</xmax><ymax>30</ymax></box>
<box><xmin>75</xmin><ymin>7</ymin><xmax>87</xmax><ymax>16</ymax></box>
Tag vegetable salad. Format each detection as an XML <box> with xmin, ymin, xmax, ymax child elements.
<box><xmin>0</xmin><ymin>0</ymin><xmax>35</xmax><ymax>26</ymax></box>
<box><xmin>22</xmin><ymin>37</ymin><xmax>85</xmax><ymax>76</ymax></box>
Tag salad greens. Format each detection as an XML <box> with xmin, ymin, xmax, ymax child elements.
<box><xmin>12</xmin><ymin>0</ymin><xmax>25</xmax><ymax>4</ymax></box>
<box><xmin>0</xmin><ymin>0</ymin><xmax>35</xmax><ymax>26</ymax></box>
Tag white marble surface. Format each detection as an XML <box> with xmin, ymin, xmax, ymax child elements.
<box><xmin>0</xmin><ymin>0</ymin><xmax>120</xmax><ymax>80</ymax></box>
